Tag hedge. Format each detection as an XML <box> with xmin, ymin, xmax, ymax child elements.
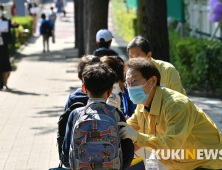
<box><xmin>169</xmin><ymin>30</ymin><xmax>222</xmax><ymax>94</ymax></box>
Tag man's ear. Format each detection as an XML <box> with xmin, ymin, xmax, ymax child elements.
<box><xmin>147</xmin><ymin>51</ymin><xmax>152</xmax><ymax>59</ymax></box>
<box><xmin>96</xmin><ymin>41</ymin><xmax>99</xmax><ymax>44</ymax></box>
<box><xmin>151</xmin><ymin>76</ymin><xmax>157</xmax><ymax>87</ymax></box>
<box><xmin>109</xmin><ymin>40</ymin><xmax>112</xmax><ymax>47</ymax></box>
<box><xmin>82</xmin><ymin>84</ymin><xmax>87</xmax><ymax>93</ymax></box>
<box><xmin>109</xmin><ymin>86</ymin><xmax>113</xmax><ymax>96</ymax></box>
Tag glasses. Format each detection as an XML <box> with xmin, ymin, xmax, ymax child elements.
<box><xmin>125</xmin><ymin>78</ymin><xmax>145</xmax><ymax>88</ymax></box>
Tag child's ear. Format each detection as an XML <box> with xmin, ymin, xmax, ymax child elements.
<box><xmin>82</xmin><ymin>84</ymin><xmax>87</xmax><ymax>93</ymax></box>
<box><xmin>109</xmin><ymin>86</ymin><xmax>113</xmax><ymax>96</ymax></box>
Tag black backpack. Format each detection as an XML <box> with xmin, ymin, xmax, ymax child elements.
<box><xmin>57</xmin><ymin>102</ymin><xmax>85</xmax><ymax>167</ymax></box>
<box><xmin>41</xmin><ymin>21</ymin><xmax>52</xmax><ymax>36</ymax></box>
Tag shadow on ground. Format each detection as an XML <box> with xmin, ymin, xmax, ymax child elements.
<box><xmin>1</xmin><ymin>89</ymin><xmax>48</xmax><ymax>96</ymax></box>
<box><xmin>16</xmin><ymin>47</ymin><xmax>80</xmax><ymax>63</ymax></box>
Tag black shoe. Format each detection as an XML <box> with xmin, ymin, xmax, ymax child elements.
<box><xmin>47</xmin><ymin>49</ymin><xmax>50</xmax><ymax>52</ymax></box>
<box><xmin>43</xmin><ymin>50</ymin><xmax>45</xmax><ymax>53</ymax></box>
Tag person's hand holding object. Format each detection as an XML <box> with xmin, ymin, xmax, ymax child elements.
<box><xmin>117</xmin><ymin>122</ymin><xmax>138</xmax><ymax>142</ymax></box>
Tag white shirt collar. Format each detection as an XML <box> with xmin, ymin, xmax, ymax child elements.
<box><xmin>87</xmin><ymin>98</ymin><xmax>106</xmax><ymax>105</ymax></box>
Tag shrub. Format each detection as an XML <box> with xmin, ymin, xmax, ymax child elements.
<box><xmin>169</xmin><ymin>31</ymin><xmax>222</xmax><ymax>93</ymax></box>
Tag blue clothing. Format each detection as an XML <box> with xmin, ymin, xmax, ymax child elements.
<box><xmin>64</xmin><ymin>88</ymin><xmax>88</xmax><ymax>111</ymax></box>
<box><xmin>39</xmin><ymin>19</ymin><xmax>54</xmax><ymax>35</ymax></box>
<box><xmin>93</xmin><ymin>47</ymin><xmax>118</xmax><ymax>57</ymax></box>
<box><xmin>56</xmin><ymin>1</ymin><xmax>63</xmax><ymax>13</ymax></box>
<box><xmin>62</xmin><ymin>98</ymin><xmax>134</xmax><ymax>170</ymax></box>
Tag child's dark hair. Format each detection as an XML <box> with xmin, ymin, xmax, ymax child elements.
<box><xmin>41</xmin><ymin>13</ymin><xmax>46</xmax><ymax>19</ymax></box>
<box><xmin>82</xmin><ymin>63</ymin><xmax>116</xmax><ymax>97</ymax></box>
<box><xmin>0</xmin><ymin>3</ymin><xmax>4</xmax><ymax>10</ymax></box>
<box><xmin>101</xmin><ymin>56</ymin><xmax>124</xmax><ymax>82</ymax></box>
<box><xmin>77</xmin><ymin>55</ymin><xmax>101</xmax><ymax>80</ymax></box>
<box><xmin>98</xmin><ymin>38</ymin><xmax>112</xmax><ymax>48</ymax></box>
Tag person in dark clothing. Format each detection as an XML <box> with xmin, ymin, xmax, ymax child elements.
<box><xmin>93</xmin><ymin>29</ymin><xmax>118</xmax><ymax>57</ymax></box>
<box><xmin>0</xmin><ymin>3</ymin><xmax>18</xmax><ymax>90</ymax></box>
<box><xmin>39</xmin><ymin>13</ymin><xmax>53</xmax><ymax>52</ymax></box>
<box><xmin>62</xmin><ymin>63</ymin><xmax>134</xmax><ymax>170</ymax></box>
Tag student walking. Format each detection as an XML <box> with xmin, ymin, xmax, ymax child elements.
<box><xmin>39</xmin><ymin>13</ymin><xmax>53</xmax><ymax>52</ymax></box>
<box><xmin>48</xmin><ymin>7</ymin><xmax>57</xmax><ymax>43</ymax></box>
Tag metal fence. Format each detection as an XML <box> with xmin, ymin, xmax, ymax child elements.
<box><xmin>186</xmin><ymin>0</ymin><xmax>221</xmax><ymax>40</ymax></box>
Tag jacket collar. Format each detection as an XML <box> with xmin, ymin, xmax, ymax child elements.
<box><xmin>139</xmin><ymin>86</ymin><xmax>162</xmax><ymax>115</ymax></box>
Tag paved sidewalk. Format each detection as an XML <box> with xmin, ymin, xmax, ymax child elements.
<box><xmin>0</xmin><ymin>0</ymin><xmax>78</xmax><ymax>170</ymax></box>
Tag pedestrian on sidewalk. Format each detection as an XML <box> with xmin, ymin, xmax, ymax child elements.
<box><xmin>48</xmin><ymin>7</ymin><xmax>57</xmax><ymax>43</ymax></box>
<box><xmin>62</xmin><ymin>0</ymin><xmax>66</xmax><ymax>17</ymax></box>
<box><xmin>9</xmin><ymin>0</ymin><xmax>17</xmax><ymax>17</ymax></box>
<box><xmin>93</xmin><ymin>29</ymin><xmax>118</xmax><ymax>57</ymax></box>
<box><xmin>55</xmin><ymin>0</ymin><xmax>64</xmax><ymax>19</ymax></box>
<box><xmin>39</xmin><ymin>13</ymin><xmax>53</xmax><ymax>53</ymax></box>
<box><xmin>28</xmin><ymin>0</ymin><xmax>38</xmax><ymax>33</ymax></box>
<box><xmin>0</xmin><ymin>3</ymin><xmax>19</xmax><ymax>91</ymax></box>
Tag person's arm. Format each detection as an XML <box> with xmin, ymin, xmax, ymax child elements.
<box><xmin>168</xmin><ymin>67</ymin><xmax>186</xmax><ymax>95</ymax></box>
<box><xmin>136</xmin><ymin>102</ymin><xmax>195</xmax><ymax>153</ymax></box>
<box><xmin>116</xmin><ymin>109</ymin><xmax>134</xmax><ymax>170</ymax></box>
<box><xmin>61</xmin><ymin>110</ymin><xmax>77</xmax><ymax>163</ymax></box>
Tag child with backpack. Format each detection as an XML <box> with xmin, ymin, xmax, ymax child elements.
<box><xmin>61</xmin><ymin>62</ymin><xmax>134</xmax><ymax>170</ymax></box>
<box><xmin>39</xmin><ymin>13</ymin><xmax>54</xmax><ymax>52</ymax></box>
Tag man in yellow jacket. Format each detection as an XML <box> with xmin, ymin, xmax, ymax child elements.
<box><xmin>127</xmin><ymin>35</ymin><xmax>186</xmax><ymax>95</ymax></box>
<box><xmin>118</xmin><ymin>57</ymin><xmax>222</xmax><ymax>170</ymax></box>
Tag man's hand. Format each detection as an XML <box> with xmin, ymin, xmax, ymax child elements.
<box><xmin>117</xmin><ymin>122</ymin><xmax>138</xmax><ymax>142</ymax></box>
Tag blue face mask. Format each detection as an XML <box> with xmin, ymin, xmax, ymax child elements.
<box><xmin>128</xmin><ymin>79</ymin><xmax>153</xmax><ymax>104</ymax></box>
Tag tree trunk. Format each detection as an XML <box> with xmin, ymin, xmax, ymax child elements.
<box><xmin>74</xmin><ymin>0</ymin><xmax>84</xmax><ymax>57</ymax></box>
<box><xmin>77</xmin><ymin>0</ymin><xmax>84</xmax><ymax>56</ymax></box>
<box><xmin>83</xmin><ymin>0</ymin><xmax>89</xmax><ymax>55</ymax></box>
<box><xmin>74</xmin><ymin>0</ymin><xmax>78</xmax><ymax>48</ymax></box>
<box><xmin>138</xmin><ymin>0</ymin><xmax>170</xmax><ymax>62</ymax></box>
<box><xmin>83</xmin><ymin>0</ymin><xmax>110</xmax><ymax>55</ymax></box>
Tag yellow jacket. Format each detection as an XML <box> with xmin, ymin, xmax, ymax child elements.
<box><xmin>127</xmin><ymin>87</ymin><xmax>222</xmax><ymax>170</ymax></box>
<box><xmin>151</xmin><ymin>58</ymin><xmax>186</xmax><ymax>95</ymax></box>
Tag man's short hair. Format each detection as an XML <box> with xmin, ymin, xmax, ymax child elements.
<box><xmin>124</xmin><ymin>57</ymin><xmax>161</xmax><ymax>86</ymax></box>
<box><xmin>98</xmin><ymin>38</ymin><xmax>112</xmax><ymax>48</ymax></box>
<box><xmin>77</xmin><ymin>55</ymin><xmax>101</xmax><ymax>80</ymax></box>
<box><xmin>0</xmin><ymin>3</ymin><xmax>4</xmax><ymax>10</ymax></box>
<box><xmin>82</xmin><ymin>63</ymin><xmax>116</xmax><ymax>97</ymax></box>
<box><xmin>41</xmin><ymin>13</ymin><xmax>46</xmax><ymax>19</ymax></box>
<box><xmin>101</xmin><ymin>56</ymin><xmax>124</xmax><ymax>82</ymax></box>
<box><xmin>50</xmin><ymin>7</ymin><xmax>54</xmax><ymax>10</ymax></box>
<box><xmin>127</xmin><ymin>36</ymin><xmax>151</xmax><ymax>55</ymax></box>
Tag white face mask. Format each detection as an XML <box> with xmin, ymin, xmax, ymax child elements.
<box><xmin>0</xmin><ymin>10</ymin><xmax>3</xmax><ymax>17</ymax></box>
